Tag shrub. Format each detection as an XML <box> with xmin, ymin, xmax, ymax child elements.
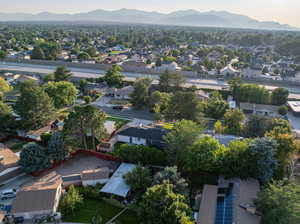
<box><xmin>114</xmin><ymin>144</ymin><xmax>167</xmax><ymax>166</ymax></box>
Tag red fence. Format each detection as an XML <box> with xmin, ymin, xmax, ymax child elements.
<box><xmin>0</xmin><ymin>135</ymin><xmax>39</xmax><ymax>143</ymax></box>
<box><xmin>77</xmin><ymin>150</ymin><xmax>122</xmax><ymax>162</ymax></box>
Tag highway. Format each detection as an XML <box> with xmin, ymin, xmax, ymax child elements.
<box><xmin>1</xmin><ymin>62</ymin><xmax>300</xmax><ymax>98</ymax></box>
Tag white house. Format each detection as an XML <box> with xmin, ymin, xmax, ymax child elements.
<box><xmin>240</xmin><ymin>102</ymin><xmax>280</xmax><ymax>117</ymax></box>
<box><xmin>117</xmin><ymin>126</ymin><xmax>169</xmax><ymax>148</ymax></box>
<box><xmin>220</xmin><ymin>64</ymin><xmax>240</xmax><ymax>76</ymax></box>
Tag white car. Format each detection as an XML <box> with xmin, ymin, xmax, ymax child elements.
<box><xmin>0</xmin><ymin>189</ymin><xmax>17</xmax><ymax>200</ymax></box>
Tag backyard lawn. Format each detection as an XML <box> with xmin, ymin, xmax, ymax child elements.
<box><xmin>62</xmin><ymin>198</ymin><xmax>139</xmax><ymax>224</ymax></box>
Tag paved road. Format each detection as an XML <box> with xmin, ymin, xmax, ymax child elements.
<box><xmin>1</xmin><ymin>62</ymin><xmax>300</xmax><ymax>97</ymax></box>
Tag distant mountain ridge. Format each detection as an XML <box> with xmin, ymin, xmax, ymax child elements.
<box><xmin>0</xmin><ymin>8</ymin><xmax>297</xmax><ymax>31</ymax></box>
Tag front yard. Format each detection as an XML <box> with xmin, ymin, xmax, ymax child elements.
<box><xmin>106</xmin><ymin>116</ymin><xmax>130</xmax><ymax>129</ymax></box>
<box><xmin>62</xmin><ymin>198</ymin><xmax>139</xmax><ymax>224</ymax></box>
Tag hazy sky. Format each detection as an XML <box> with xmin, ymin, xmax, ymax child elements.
<box><xmin>1</xmin><ymin>0</ymin><xmax>300</xmax><ymax>27</ymax></box>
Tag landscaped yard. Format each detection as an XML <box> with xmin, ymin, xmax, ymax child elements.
<box><xmin>106</xmin><ymin>116</ymin><xmax>130</xmax><ymax>129</ymax></box>
<box><xmin>62</xmin><ymin>198</ymin><xmax>139</xmax><ymax>224</ymax></box>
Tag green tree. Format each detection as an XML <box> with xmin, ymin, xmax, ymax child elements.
<box><xmin>79</xmin><ymin>79</ymin><xmax>88</xmax><ymax>93</ymax></box>
<box><xmin>221</xmin><ymin>139</ymin><xmax>252</xmax><ymax>179</ymax></box>
<box><xmin>44</xmin><ymin>81</ymin><xmax>77</xmax><ymax>108</ymax></box>
<box><xmin>165</xmin><ymin>91</ymin><xmax>203</xmax><ymax>122</ymax></box>
<box><xmin>47</xmin><ymin>132</ymin><xmax>69</xmax><ymax>163</ymax></box>
<box><xmin>255</xmin><ymin>180</ymin><xmax>300</xmax><ymax>224</ymax></box>
<box><xmin>78</xmin><ymin>52</ymin><xmax>90</xmax><ymax>60</ymax></box>
<box><xmin>86</xmin><ymin>47</ymin><xmax>97</xmax><ymax>57</ymax></box>
<box><xmin>63</xmin><ymin>105</ymin><xmax>107</xmax><ymax>150</ymax></box>
<box><xmin>14</xmin><ymin>81</ymin><xmax>55</xmax><ymax>130</ymax></box>
<box><xmin>243</xmin><ymin>115</ymin><xmax>270</xmax><ymax>137</ymax></box>
<box><xmin>54</xmin><ymin>66</ymin><xmax>72</xmax><ymax>82</ymax></box>
<box><xmin>159</xmin><ymin>70</ymin><xmax>186</xmax><ymax>92</ymax></box>
<box><xmin>268</xmin><ymin>118</ymin><xmax>292</xmax><ymax>134</ymax></box>
<box><xmin>203</xmin><ymin>91</ymin><xmax>229</xmax><ymax>119</ymax></box>
<box><xmin>183</xmin><ymin>135</ymin><xmax>225</xmax><ymax>173</ymax></box>
<box><xmin>0</xmin><ymin>101</ymin><xmax>15</xmax><ymax>130</ymax></box>
<box><xmin>114</xmin><ymin>144</ymin><xmax>167</xmax><ymax>166</ymax></box>
<box><xmin>43</xmin><ymin>73</ymin><xmax>55</xmax><ymax>83</ymax></box>
<box><xmin>278</xmin><ymin>106</ymin><xmax>288</xmax><ymax>116</ymax></box>
<box><xmin>266</xmin><ymin>129</ymin><xmax>298</xmax><ymax>179</ymax></box>
<box><xmin>271</xmin><ymin>88</ymin><xmax>289</xmax><ymax>105</ymax></box>
<box><xmin>19</xmin><ymin>142</ymin><xmax>51</xmax><ymax>174</ymax></box>
<box><xmin>214</xmin><ymin>120</ymin><xmax>224</xmax><ymax>134</ymax></box>
<box><xmin>0</xmin><ymin>77</ymin><xmax>11</xmax><ymax>99</ymax></box>
<box><xmin>130</xmin><ymin>78</ymin><xmax>152</xmax><ymax>109</ymax></box>
<box><xmin>104</xmin><ymin>65</ymin><xmax>124</xmax><ymax>87</ymax></box>
<box><xmin>248</xmin><ymin>138</ymin><xmax>278</xmax><ymax>183</ymax></box>
<box><xmin>153</xmin><ymin>166</ymin><xmax>188</xmax><ymax>196</ymax></box>
<box><xmin>224</xmin><ymin>109</ymin><xmax>245</xmax><ymax>135</ymax></box>
<box><xmin>83</xmin><ymin>95</ymin><xmax>92</xmax><ymax>104</ymax></box>
<box><xmin>31</xmin><ymin>46</ymin><xmax>45</xmax><ymax>60</ymax></box>
<box><xmin>59</xmin><ymin>185</ymin><xmax>83</xmax><ymax>216</ymax></box>
<box><xmin>124</xmin><ymin>165</ymin><xmax>152</xmax><ymax>191</ymax></box>
<box><xmin>139</xmin><ymin>182</ymin><xmax>193</xmax><ymax>224</ymax></box>
<box><xmin>0</xmin><ymin>50</ymin><xmax>6</xmax><ymax>59</ymax></box>
<box><xmin>164</xmin><ymin>120</ymin><xmax>203</xmax><ymax>165</ymax></box>
<box><xmin>149</xmin><ymin>91</ymin><xmax>171</xmax><ymax>120</ymax></box>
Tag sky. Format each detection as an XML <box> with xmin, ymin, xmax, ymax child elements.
<box><xmin>0</xmin><ymin>0</ymin><xmax>300</xmax><ymax>27</ymax></box>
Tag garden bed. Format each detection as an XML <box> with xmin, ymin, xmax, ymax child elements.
<box><xmin>62</xmin><ymin>198</ymin><xmax>139</xmax><ymax>224</ymax></box>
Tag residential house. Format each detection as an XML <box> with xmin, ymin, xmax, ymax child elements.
<box><xmin>0</xmin><ymin>143</ymin><xmax>22</xmax><ymax>183</ymax></box>
<box><xmin>117</xmin><ymin>126</ymin><xmax>169</xmax><ymax>148</ymax></box>
<box><xmin>113</xmin><ymin>86</ymin><xmax>134</xmax><ymax>100</ymax></box>
<box><xmin>196</xmin><ymin>178</ymin><xmax>260</xmax><ymax>224</ymax></box>
<box><xmin>121</xmin><ymin>60</ymin><xmax>148</xmax><ymax>68</ymax></box>
<box><xmin>240</xmin><ymin>102</ymin><xmax>280</xmax><ymax>117</ymax></box>
<box><xmin>220</xmin><ymin>64</ymin><xmax>240</xmax><ymax>76</ymax></box>
<box><xmin>156</xmin><ymin>61</ymin><xmax>182</xmax><ymax>72</ymax></box>
<box><xmin>11</xmin><ymin>172</ymin><xmax>63</xmax><ymax>219</ymax></box>
<box><xmin>25</xmin><ymin>125</ymin><xmax>52</xmax><ymax>141</ymax></box>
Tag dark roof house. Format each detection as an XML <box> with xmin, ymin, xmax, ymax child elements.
<box><xmin>117</xmin><ymin>126</ymin><xmax>169</xmax><ymax>148</ymax></box>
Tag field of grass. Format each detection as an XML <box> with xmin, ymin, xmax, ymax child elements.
<box><xmin>106</xmin><ymin>116</ymin><xmax>130</xmax><ymax>129</ymax></box>
<box><xmin>62</xmin><ymin>199</ymin><xmax>139</xmax><ymax>224</ymax></box>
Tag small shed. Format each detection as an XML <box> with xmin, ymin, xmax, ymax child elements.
<box><xmin>82</xmin><ymin>167</ymin><xmax>110</xmax><ymax>186</ymax></box>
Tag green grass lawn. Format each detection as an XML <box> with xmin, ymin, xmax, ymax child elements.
<box><xmin>109</xmin><ymin>50</ymin><xmax>123</xmax><ymax>55</ymax></box>
<box><xmin>62</xmin><ymin>199</ymin><xmax>139</xmax><ymax>224</ymax></box>
<box><xmin>106</xmin><ymin>116</ymin><xmax>130</xmax><ymax>129</ymax></box>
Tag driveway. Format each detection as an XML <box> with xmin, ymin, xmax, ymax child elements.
<box><xmin>288</xmin><ymin>112</ymin><xmax>300</xmax><ymax>131</ymax></box>
<box><xmin>0</xmin><ymin>175</ymin><xmax>33</xmax><ymax>206</ymax></box>
<box><xmin>53</xmin><ymin>154</ymin><xmax>119</xmax><ymax>177</ymax></box>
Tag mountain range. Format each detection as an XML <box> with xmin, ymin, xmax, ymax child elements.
<box><xmin>0</xmin><ymin>9</ymin><xmax>297</xmax><ymax>31</ymax></box>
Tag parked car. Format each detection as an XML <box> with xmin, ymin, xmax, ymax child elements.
<box><xmin>0</xmin><ymin>189</ymin><xmax>17</xmax><ymax>200</ymax></box>
<box><xmin>112</xmin><ymin>105</ymin><xmax>124</xmax><ymax>111</ymax></box>
<box><xmin>14</xmin><ymin>216</ymin><xmax>25</xmax><ymax>224</ymax></box>
<box><xmin>0</xmin><ymin>204</ymin><xmax>12</xmax><ymax>212</ymax></box>
<box><xmin>34</xmin><ymin>212</ymin><xmax>61</xmax><ymax>224</ymax></box>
